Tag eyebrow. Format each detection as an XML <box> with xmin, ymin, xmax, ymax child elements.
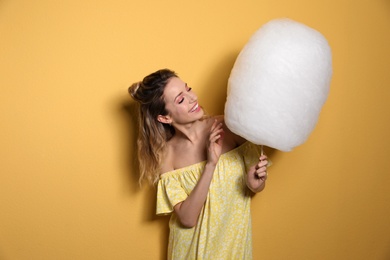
<box><xmin>173</xmin><ymin>83</ymin><xmax>187</xmax><ymax>102</ymax></box>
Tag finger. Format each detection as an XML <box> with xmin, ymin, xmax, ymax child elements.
<box><xmin>258</xmin><ymin>160</ymin><xmax>268</xmax><ymax>168</ymax></box>
<box><xmin>210</xmin><ymin>121</ymin><xmax>217</xmax><ymax>132</ymax></box>
<box><xmin>209</xmin><ymin>127</ymin><xmax>224</xmax><ymax>140</ymax></box>
<box><xmin>255</xmin><ymin>160</ymin><xmax>267</xmax><ymax>169</ymax></box>
<box><xmin>215</xmin><ymin>123</ymin><xmax>223</xmax><ymax>133</ymax></box>
<box><xmin>259</xmin><ymin>155</ymin><xmax>268</xmax><ymax>161</ymax></box>
<box><xmin>256</xmin><ymin>171</ymin><xmax>267</xmax><ymax>180</ymax></box>
<box><xmin>210</xmin><ymin>135</ymin><xmax>222</xmax><ymax>143</ymax></box>
<box><xmin>210</xmin><ymin>128</ymin><xmax>223</xmax><ymax>141</ymax></box>
<box><xmin>210</xmin><ymin>120</ymin><xmax>221</xmax><ymax>132</ymax></box>
<box><xmin>256</xmin><ymin>166</ymin><xmax>267</xmax><ymax>174</ymax></box>
<box><xmin>209</xmin><ymin>135</ymin><xmax>223</xmax><ymax>145</ymax></box>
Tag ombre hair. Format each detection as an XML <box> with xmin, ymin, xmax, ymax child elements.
<box><xmin>129</xmin><ymin>69</ymin><xmax>177</xmax><ymax>185</ymax></box>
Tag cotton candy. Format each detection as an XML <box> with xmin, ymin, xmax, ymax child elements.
<box><xmin>224</xmin><ymin>18</ymin><xmax>332</xmax><ymax>151</ymax></box>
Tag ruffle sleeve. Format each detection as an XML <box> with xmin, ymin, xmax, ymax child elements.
<box><xmin>156</xmin><ymin>174</ymin><xmax>189</xmax><ymax>215</ymax></box>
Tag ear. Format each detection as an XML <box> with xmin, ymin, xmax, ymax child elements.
<box><xmin>157</xmin><ymin>115</ymin><xmax>172</xmax><ymax>125</ymax></box>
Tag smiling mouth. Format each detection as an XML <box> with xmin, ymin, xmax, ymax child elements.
<box><xmin>189</xmin><ymin>103</ymin><xmax>199</xmax><ymax>113</ymax></box>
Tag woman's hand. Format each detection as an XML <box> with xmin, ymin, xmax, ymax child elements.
<box><xmin>246</xmin><ymin>154</ymin><xmax>268</xmax><ymax>193</ymax></box>
<box><xmin>206</xmin><ymin>120</ymin><xmax>224</xmax><ymax>166</ymax></box>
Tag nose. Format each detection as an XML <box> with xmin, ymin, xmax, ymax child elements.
<box><xmin>187</xmin><ymin>91</ymin><xmax>197</xmax><ymax>102</ymax></box>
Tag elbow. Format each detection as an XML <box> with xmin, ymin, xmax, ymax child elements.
<box><xmin>174</xmin><ymin>202</ymin><xmax>199</xmax><ymax>228</ymax></box>
<box><xmin>179</xmin><ymin>218</ymin><xmax>197</xmax><ymax>228</ymax></box>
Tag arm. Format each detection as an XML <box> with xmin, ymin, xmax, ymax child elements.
<box><xmin>246</xmin><ymin>154</ymin><xmax>269</xmax><ymax>193</ymax></box>
<box><xmin>173</xmin><ymin>120</ymin><xmax>224</xmax><ymax>228</ymax></box>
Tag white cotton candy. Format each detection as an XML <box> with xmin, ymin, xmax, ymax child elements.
<box><xmin>225</xmin><ymin>18</ymin><xmax>332</xmax><ymax>151</ymax></box>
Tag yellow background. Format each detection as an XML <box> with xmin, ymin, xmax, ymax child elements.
<box><xmin>1</xmin><ymin>0</ymin><xmax>389</xmax><ymax>259</ymax></box>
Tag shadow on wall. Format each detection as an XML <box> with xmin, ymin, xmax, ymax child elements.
<box><xmin>120</xmin><ymin>98</ymin><xmax>170</xmax><ymax>259</ymax></box>
<box><xmin>120</xmin><ymin>100</ymin><xmax>162</xmax><ymax>219</ymax></box>
<box><xmin>120</xmin><ymin>100</ymin><xmax>140</xmax><ymax>193</ymax></box>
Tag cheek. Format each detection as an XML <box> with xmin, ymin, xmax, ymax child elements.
<box><xmin>173</xmin><ymin>107</ymin><xmax>187</xmax><ymax>116</ymax></box>
<box><xmin>163</xmin><ymin>102</ymin><xmax>175</xmax><ymax>114</ymax></box>
<box><xmin>171</xmin><ymin>107</ymin><xmax>190</xmax><ymax>122</ymax></box>
<box><xmin>164</xmin><ymin>104</ymin><xmax>182</xmax><ymax>120</ymax></box>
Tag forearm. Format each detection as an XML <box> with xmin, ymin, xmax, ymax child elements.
<box><xmin>174</xmin><ymin>163</ymin><xmax>216</xmax><ymax>228</ymax></box>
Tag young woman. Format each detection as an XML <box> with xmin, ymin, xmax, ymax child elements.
<box><xmin>129</xmin><ymin>69</ymin><xmax>269</xmax><ymax>259</ymax></box>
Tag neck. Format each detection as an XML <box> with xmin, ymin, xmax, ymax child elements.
<box><xmin>173</xmin><ymin>120</ymin><xmax>203</xmax><ymax>144</ymax></box>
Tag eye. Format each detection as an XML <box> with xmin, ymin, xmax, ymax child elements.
<box><xmin>187</xmin><ymin>87</ymin><xmax>192</xmax><ymax>92</ymax></box>
<box><xmin>178</xmin><ymin>97</ymin><xmax>184</xmax><ymax>104</ymax></box>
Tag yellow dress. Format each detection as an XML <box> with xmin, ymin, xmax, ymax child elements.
<box><xmin>157</xmin><ymin>142</ymin><xmax>261</xmax><ymax>260</ymax></box>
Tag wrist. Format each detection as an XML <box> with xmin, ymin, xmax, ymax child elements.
<box><xmin>204</xmin><ymin>162</ymin><xmax>217</xmax><ymax>173</ymax></box>
<box><xmin>246</xmin><ymin>180</ymin><xmax>266</xmax><ymax>193</ymax></box>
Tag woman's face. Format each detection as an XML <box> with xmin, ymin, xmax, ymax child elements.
<box><xmin>159</xmin><ymin>77</ymin><xmax>203</xmax><ymax>125</ymax></box>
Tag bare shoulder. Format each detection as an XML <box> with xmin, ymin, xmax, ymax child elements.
<box><xmin>159</xmin><ymin>142</ymin><xmax>175</xmax><ymax>175</ymax></box>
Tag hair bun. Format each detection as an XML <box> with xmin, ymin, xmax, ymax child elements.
<box><xmin>129</xmin><ymin>82</ymin><xmax>141</xmax><ymax>100</ymax></box>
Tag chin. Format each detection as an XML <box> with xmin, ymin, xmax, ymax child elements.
<box><xmin>195</xmin><ymin>107</ymin><xmax>205</xmax><ymax>119</ymax></box>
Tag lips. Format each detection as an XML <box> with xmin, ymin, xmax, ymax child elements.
<box><xmin>189</xmin><ymin>103</ymin><xmax>199</xmax><ymax>113</ymax></box>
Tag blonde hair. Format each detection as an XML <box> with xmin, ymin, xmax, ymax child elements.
<box><xmin>129</xmin><ymin>69</ymin><xmax>177</xmax><ymax>185</ymax></box>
